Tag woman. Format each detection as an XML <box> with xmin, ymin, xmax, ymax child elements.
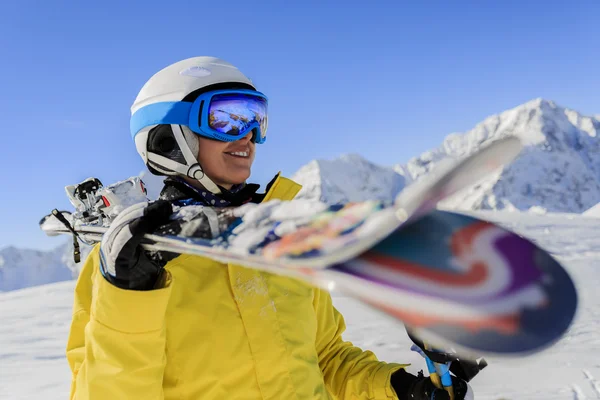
<box><xmin>66</xmin><ymin>56</ymin><xmax>467</xmax><ymax>399</ymax></box>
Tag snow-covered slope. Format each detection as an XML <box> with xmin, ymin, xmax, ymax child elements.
<box><xmin>292</xmin><ymin>153</ymin><xmax>409</xmax><ymax>204</ymax></box>
<box><xmin>2</xmin><ymin>211</ymin><xmax>600</xmax><ymax>399</ymax></box>
<box><xmin>396</xmin><ymin>99</ymin><xmax>600</xmax><ymax>213</ymax></box>
<box><xmin>0</xmin><ymin>245</ymin><xmax>74</xmax><ymax>292</ymax></box>
<box><xmin>0</xmin><ymin>281</ymin><xmax>74</xmax><ymax>399</ymax></box>
<box><xmin>583</xmin><ymin>202</ymin><xmax>600</xmax><ymax>218</ymax></box>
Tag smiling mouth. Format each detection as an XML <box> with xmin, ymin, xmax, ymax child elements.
<box><xmin>225</xmin><ymin>151</ymin><xmax>250</xmax><ymax>158</ymax></box>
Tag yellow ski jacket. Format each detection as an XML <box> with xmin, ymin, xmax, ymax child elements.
<box><xmin>66</xmin><ymin>174</ymin><xmax>406</xmax><ymax>399</ymax></box>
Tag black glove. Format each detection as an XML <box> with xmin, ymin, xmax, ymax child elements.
<box><xmin>100</xmin><ymin>200</ymin><xmax>174</xmax><ymax>290</ymax></box>
<box><xmin>391</xmin><ymin>368</ymin><xmax>469</xmax><ymax>400</ymax></box>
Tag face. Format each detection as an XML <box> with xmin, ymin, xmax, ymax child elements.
<box><xmin>196</xmin><ymin>131</ymin><xmax>256</xmax><ymax>190</ymax></box>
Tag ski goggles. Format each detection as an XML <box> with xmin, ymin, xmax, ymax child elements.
<box><xmin>130</xmin><ymin>89</ymin><xmax>268</xmax><ymax>144</ymax></box>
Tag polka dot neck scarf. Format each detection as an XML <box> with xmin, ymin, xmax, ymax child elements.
<box><xmin>158</xmin><ymin>176</ymin><xmax>260</xmax><ymax>208</ymax></box>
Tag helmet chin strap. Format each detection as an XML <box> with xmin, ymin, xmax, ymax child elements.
<box><xmin>147</xmin><ymin>124</ymin><xmax>222</xmax><ymax>194</ymax></box>
<box><xmin>185</xmin><ymin>164</ymin><xmax>222</xmax><ymax>195</ymax></box>
<box><xmin>171</xmin><ymin>125</ymin><xmax>222</xmax><ymax>194</ymax></box>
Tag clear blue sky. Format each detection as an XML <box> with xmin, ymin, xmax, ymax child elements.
<box><xmin>1</xmin><ymin>0</ymin><xmax>598</xmax><ymax>250</ymax></box>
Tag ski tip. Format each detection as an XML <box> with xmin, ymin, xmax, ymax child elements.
<box><xmin>484</xmin><ymin>135</ymin><xmax>524</xmax><ymax>165</ymax></box>
<box><xmin>393</xmin><ymin>135</ymin><xmax>524</xmax><ymax>218</ymax></box>
<box><xmin>39</xmin><ymin>210</ymin><xmax>73</xmax><ymax>236</ymax></box>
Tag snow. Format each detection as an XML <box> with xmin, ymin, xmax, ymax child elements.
<box><xmin>2</xmin><ymin>211</ymin><xmax>600</xmax><ymax>399</ymax></box>
<box><xmin>583</xmin><ymin>202</ymin><xmax>600</xmax><ymax>218</ymax></box>
<box><xmin>400</xmin><ymin>99</ymin><xmax>600</xmax><ymax>214</ymax></box>
<box><xmin>98</xmin><ymin>176</ymin><xmax>150</xmax><ymax>219</ymax></box>
<box><xmin>0</xmin><ymin>245</ymin><xmax>74</xmax><ymax>292</ymax></box>
<box><xmin>0</xmin><ymin>282</ymin><xmax>74</xmax><ymax>399</ymax></box>
<box><xmin>292</xmin><ymin>153</ymin><xmax>408</xmax><ymax>204</ymax></box>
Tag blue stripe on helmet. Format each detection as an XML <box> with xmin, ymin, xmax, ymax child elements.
<box><xmin>130</xmin><ymin>101</ymin><xmax>192</xmax><ymax>139</ymax></box>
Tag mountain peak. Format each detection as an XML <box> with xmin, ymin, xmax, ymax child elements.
<box><xmin>397</xmin><ymin>99</ymin><xmax>600</xmax><ymax>213</ymax></box>
<box><xmin>290</xmin><ymin>99</ymin><xmax>600</xmax><ymax>213</ymax></box>
<box><xmin>435</xmin><ymin>99</ymin><xmax>600</xmax><ymax>161</ymax></box>
<box><xmin>522</xmin><ymin>97</ymin><xmax>556</xmax><ymax>109</ymax></box>
<box><xmin>292</xmin><ymin>153</ymin><xmax>407</xmax><ymax>204</ymax></box>
<box><xmin>0</xmin><ymin>244</ymin><xmax>74</xmax><ymax>291</ymax></box>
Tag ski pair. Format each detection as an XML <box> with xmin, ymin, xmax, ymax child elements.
<box><xmin>41</xmin><ymin>137</ymin><xmax>578</xmax><ymax>360</ymax></box>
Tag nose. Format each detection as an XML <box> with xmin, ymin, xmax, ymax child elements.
<box><xmin>239</xmin><ymin>130</ymin><xmax>254</xmax><ymax>143</ymax></box>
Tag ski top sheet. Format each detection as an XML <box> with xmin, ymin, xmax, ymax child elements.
<box><xmin>38</xmin><ymin>136</ymin><xmax>581</xmax><ymax>358</ymax></box>
<box><xmin>323</xmin><ymin>210</ymin><xmax>577</xmax><ymax>359</ymax></box>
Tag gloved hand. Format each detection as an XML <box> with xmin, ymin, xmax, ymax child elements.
<box><xmin>100</xmin><ymin>200</ymin><xmax>174</xmax><ymax>290</ymax></box>
<box><xmin>405</xmin><ymin>327</ymin><xmax>487</xmax><ymax>384</ymax></box>
<box><xmin>391</xmin><ymin>368</ymin><xmax>469</xmax><ymax>400</ymax></box>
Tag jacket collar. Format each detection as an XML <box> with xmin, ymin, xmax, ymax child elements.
<box><xmin>158</xmin><ymin>173</ymin><xmax>302</xmax><ymax>207</ymax></box>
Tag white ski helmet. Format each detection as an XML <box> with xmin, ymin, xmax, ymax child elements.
<box><xmin>131</xmin><ymin>56</ymin><xmax>256</xmax><ymax>194</ymax></box>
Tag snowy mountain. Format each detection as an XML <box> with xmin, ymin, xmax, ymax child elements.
<box><xmin>292</xmin><ymin>153</ymin><xmax>409</xmax><ymax>204</ymax></box>
<box><xmin>397</xmin><ymin>98</ymin><xmax>600</xmax><ymax>213</ymax></box>
<box><xmin>0</xmin><ymin>245</ymin><xmax>74</xmax><ymax>292</ymax></box>
<box><xmin>291</xmin><ymin>99</ymin><xmax>600</xmax><ymax>213</ymax></box>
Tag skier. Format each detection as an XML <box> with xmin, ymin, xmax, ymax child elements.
<box><xmin>65</xmin><ymin>56</ymin><xmax>469</xmax><ymax>400</ymax></box>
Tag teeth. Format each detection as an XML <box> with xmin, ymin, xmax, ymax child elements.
<box><xmin>228</xmin><ymin>151</ymin><xmax>248</xmax><ymax>157</ymax></box>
